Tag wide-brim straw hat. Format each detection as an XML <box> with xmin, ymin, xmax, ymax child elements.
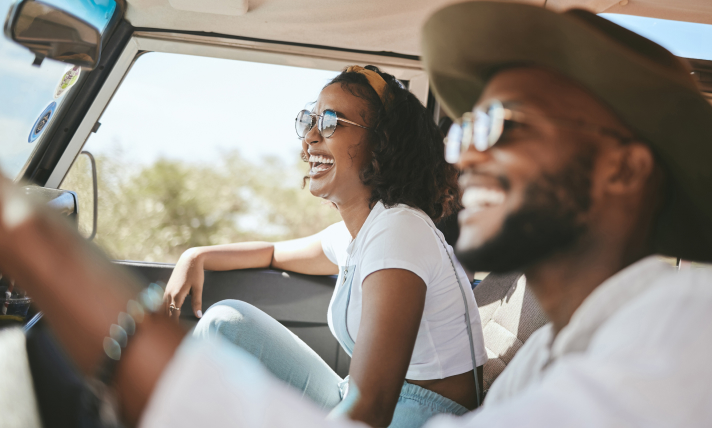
<box><xmin>422</xmin><ymin>1</ymin><xmax>712</xmax><ymax>262</ymax></box>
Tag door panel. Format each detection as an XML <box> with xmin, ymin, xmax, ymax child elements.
<box><xmin>117</xmin><ymin>261</ymin><xmax>350</xmax><ymax>377</ymax></box>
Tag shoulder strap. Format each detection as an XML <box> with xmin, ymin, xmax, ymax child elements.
<box><xmin>428</xmin><ymin>224</ymin><xmax>483</xmax><ymax>407</ymax></box>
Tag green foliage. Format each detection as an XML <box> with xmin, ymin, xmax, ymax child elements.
<box><xmin>61</xmin><ymin>151</ymin><xmax>341</xmax><ymax>263</ymax></box>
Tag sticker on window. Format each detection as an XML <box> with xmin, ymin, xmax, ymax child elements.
<box><xmin>28</xmin><ymin>102</ymin><xmax>57</xmax><ymax>143</ymax></box>
<box><xmin>54</xmin><ymin>65</ymin><xmax>82</xmax><ymax>98</ymax></box>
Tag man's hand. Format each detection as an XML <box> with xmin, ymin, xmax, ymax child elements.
<box><xmin>0</xmin><ymin>177</ymin><xmax>186</xmax><ymax>426</ymax></box>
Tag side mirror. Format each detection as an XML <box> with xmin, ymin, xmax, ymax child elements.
<box><xmin>22</xmin><ymin>186</ymin><xmax>78</xmax><ymax>222</ymax></box>
<box><xmin>4</xmin><ymin>0</ymin><xmax>101</xmax><ymax>69</ymax></box>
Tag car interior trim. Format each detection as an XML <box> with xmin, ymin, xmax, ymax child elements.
<box><xmin>131</xmin><ymin>32</ymin><xmax>429</xmax><ymax>103</ymax></box>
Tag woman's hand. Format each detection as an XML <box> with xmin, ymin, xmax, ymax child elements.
<box><xmin>163</xmin><ymin>248</ymin><xmax>205</xmax><ymax>320</ymax></box>
<box><xmin>161</xmin><ymin>236</ymin><xmax>337</xmax><ymax>321</ymax></box>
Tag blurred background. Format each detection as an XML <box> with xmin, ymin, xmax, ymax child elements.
<box><xmin>59</xmin><ymin>53</ymin><xmax>342</xmax><ymax>263</ymax></box>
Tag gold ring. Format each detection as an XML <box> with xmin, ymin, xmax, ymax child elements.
<box><xmin>169</xmin><ymin>304</ymin><xmax>180</xmax><ymax>313</ymax></box>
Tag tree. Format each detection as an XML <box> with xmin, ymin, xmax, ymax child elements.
<box><xmin>61</xmin><ymin>150</ymin><xmax>341</xmax><ymax>263</ymax></box>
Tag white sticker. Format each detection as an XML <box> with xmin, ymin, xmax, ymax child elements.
<box><xmin>54</xmin><ymin>65</ymin><xmax>82</xmax><ymax>99</ymax></box>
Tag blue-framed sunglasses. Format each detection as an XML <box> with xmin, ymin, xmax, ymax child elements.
<box><xmin>295</xmin><ymin>109</ymin><xmax>370</xmax><ymax>139</ymax></box>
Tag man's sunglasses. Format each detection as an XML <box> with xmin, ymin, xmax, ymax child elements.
<box><xmin>444</xmin><ymin>99</ymin><xmax>634</xmax><ymax>164</ymax></box>
<box><xmin>295</xmin><ymin>109</ymin><xmax>370</xmax><ymax>139</ymax></box>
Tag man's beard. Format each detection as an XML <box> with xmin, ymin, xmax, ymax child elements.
<box><xmin>455</xmin><ymin>154</ymin><xmax>594</xmax><ymax>273</ymax></box>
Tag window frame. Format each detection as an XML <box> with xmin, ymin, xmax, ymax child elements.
<box><xmin>46</xmin><ymin>31</ymin><xmax>428</xmax><ymax>188</ymax></box>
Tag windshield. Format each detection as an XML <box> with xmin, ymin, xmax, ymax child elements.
<box><xmin>0</xmin><ymin>0</ymin><xmax>117</xmax><ymax>180</ymax></box>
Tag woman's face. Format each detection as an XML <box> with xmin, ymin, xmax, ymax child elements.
<box><xmin>301</xmin><ymin>83</ymin><xmax>373</xmax><ymax>205</ymax></box>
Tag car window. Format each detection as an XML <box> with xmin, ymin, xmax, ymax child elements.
<box><xmin>61</xmin><ymin>52</ymin><xmax>343</xmax><ymax>262</ymax></box>
<box><xmin>0</xmin><ymin>0</ymin><xmax>116</xmax><ymax>180</ymax></box>
<box><xmin>601</xmin><ymin>14</ymin><xmax>712</xmax><ymax>61</ymax></box>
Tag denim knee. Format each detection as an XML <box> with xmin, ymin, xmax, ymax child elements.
<box><xmin>193</xmin><ymin>300</ymin><xmax>260</xmax><ymax>341</ymax></box>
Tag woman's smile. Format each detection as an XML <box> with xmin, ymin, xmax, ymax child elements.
<box><xmin>308</xmin><ymin>153</ymin><xmax>335</xmax><ymax>177</ymax></box>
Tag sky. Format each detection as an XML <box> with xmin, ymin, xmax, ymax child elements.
<box><xmin>1</xmin><ymin>5</ymin><xmax>712</xmax><ymax>180</ymax></box>
<box><xmin>80</xmin><ymin>53</ymin><xmax>339</xmax><ymax>168</ymax></box>
<box><xmin>0</xmin><ymin>0</ymin><xmax>73</xmax><ymax>178</ymax></box>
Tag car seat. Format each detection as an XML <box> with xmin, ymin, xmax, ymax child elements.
<box><xmin>474</xmin><ymin>272</ymin><xmax>548</xmax><ymax>391</ymax></box>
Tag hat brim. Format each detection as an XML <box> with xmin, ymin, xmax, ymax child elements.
<box><xmin>422</xmin><ymin>2</ymin><xmax>712</xmax><ymax>262</ymax></box>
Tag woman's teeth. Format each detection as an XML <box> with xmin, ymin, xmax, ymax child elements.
<box><xmin>462</xmin><ymin>187</ymin><xmax>505</xmax><ymax>211</ymax></box>
<box><xmin>309</xmin><ymin>155</ymin><xmax>334</xmax><ymax>164</ymax></box>
<box><xmin>309</xmin><ymin>155</ymin><xmax>334</xmax><ymax>174</ymax></box>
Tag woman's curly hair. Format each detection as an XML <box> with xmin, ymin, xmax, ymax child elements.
<box><xmin>315</xmin><ymin>65</ymin><xmax>461</xmax><ymax>221</ymax></box>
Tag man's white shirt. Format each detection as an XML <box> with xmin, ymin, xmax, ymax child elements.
<box><xmin>140</xmin><ymin>256</ymin><xmax>712</xmax><ymax>427</ymax></box>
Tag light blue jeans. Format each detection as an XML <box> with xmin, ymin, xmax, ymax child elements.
<box><xmin>193</xmin><ymin>300</ymin><xmax>469</xmax><ymax>427</ymax></box>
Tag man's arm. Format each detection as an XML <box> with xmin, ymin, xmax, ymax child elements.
<box><xmin>0</xmin><ymin>180</ymin><xmax>184</xmax><ymax>425</ymax></box>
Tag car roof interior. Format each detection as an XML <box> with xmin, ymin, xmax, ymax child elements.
<box><xmin>123</xmin><ymin>0</ymin><xmax>712</xmax><ymax>57</ymax></box>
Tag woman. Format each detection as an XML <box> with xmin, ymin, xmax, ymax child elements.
<box><xmin>163</xmin><ymin>65</ymin><xmax>487</xmax><ymax>428</ymax></box>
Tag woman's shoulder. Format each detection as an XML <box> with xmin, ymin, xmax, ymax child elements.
<box><xmin>357</xmin><ymin>202</ymin><xmax>445</xmax><ymax>281</ymax></box>
<box><xmin>373</xmin><ymin>202</ymin><xmax>433</xmax><ymax>225</ymax></box>
<box><xmin>364</xmin><ymin>202</ymin><xmax>438</xmax><ymax>242</ymax></box>
<box><xmin>320</xmin><ymin>220</ymin><xmax>351</xmax><ymax>243</ymax></box>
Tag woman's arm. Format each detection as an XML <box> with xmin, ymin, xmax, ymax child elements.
<box><xmin>347</xmin><ymin>269</ymin><xmax>427</xmax><ymax>427</ymax></box>
<box><xmin>164</xmin><ymin>235</ymin><xmax>338</xmax><ymax>318</ymax></box>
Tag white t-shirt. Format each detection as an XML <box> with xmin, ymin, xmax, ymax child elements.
<box><xmin>320</xmin><ymin>201</ymin><xmax>487</xmax><ymax>380</ymax></box>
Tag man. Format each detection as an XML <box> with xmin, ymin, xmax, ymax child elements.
<box><xmin>417</xmin><ymin>2</ymin><xmax>712</xmax><ymax>425</ymax></box>
<box><xmin>3</xmin><ymin>2</ymin><xmax>712</xmax><ymax>427</ymax></box>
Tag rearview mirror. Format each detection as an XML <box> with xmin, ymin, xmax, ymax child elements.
<box><xmin>4</xmin><ymin>0</ymin><xmax>101</xmax><ymax>69</ymax></box>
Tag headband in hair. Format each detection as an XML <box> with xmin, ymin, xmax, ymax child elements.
<box><xmin>345</xmin><ymin>65</ymin><xmax>392</xmax><ymax>107</ymax></box>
